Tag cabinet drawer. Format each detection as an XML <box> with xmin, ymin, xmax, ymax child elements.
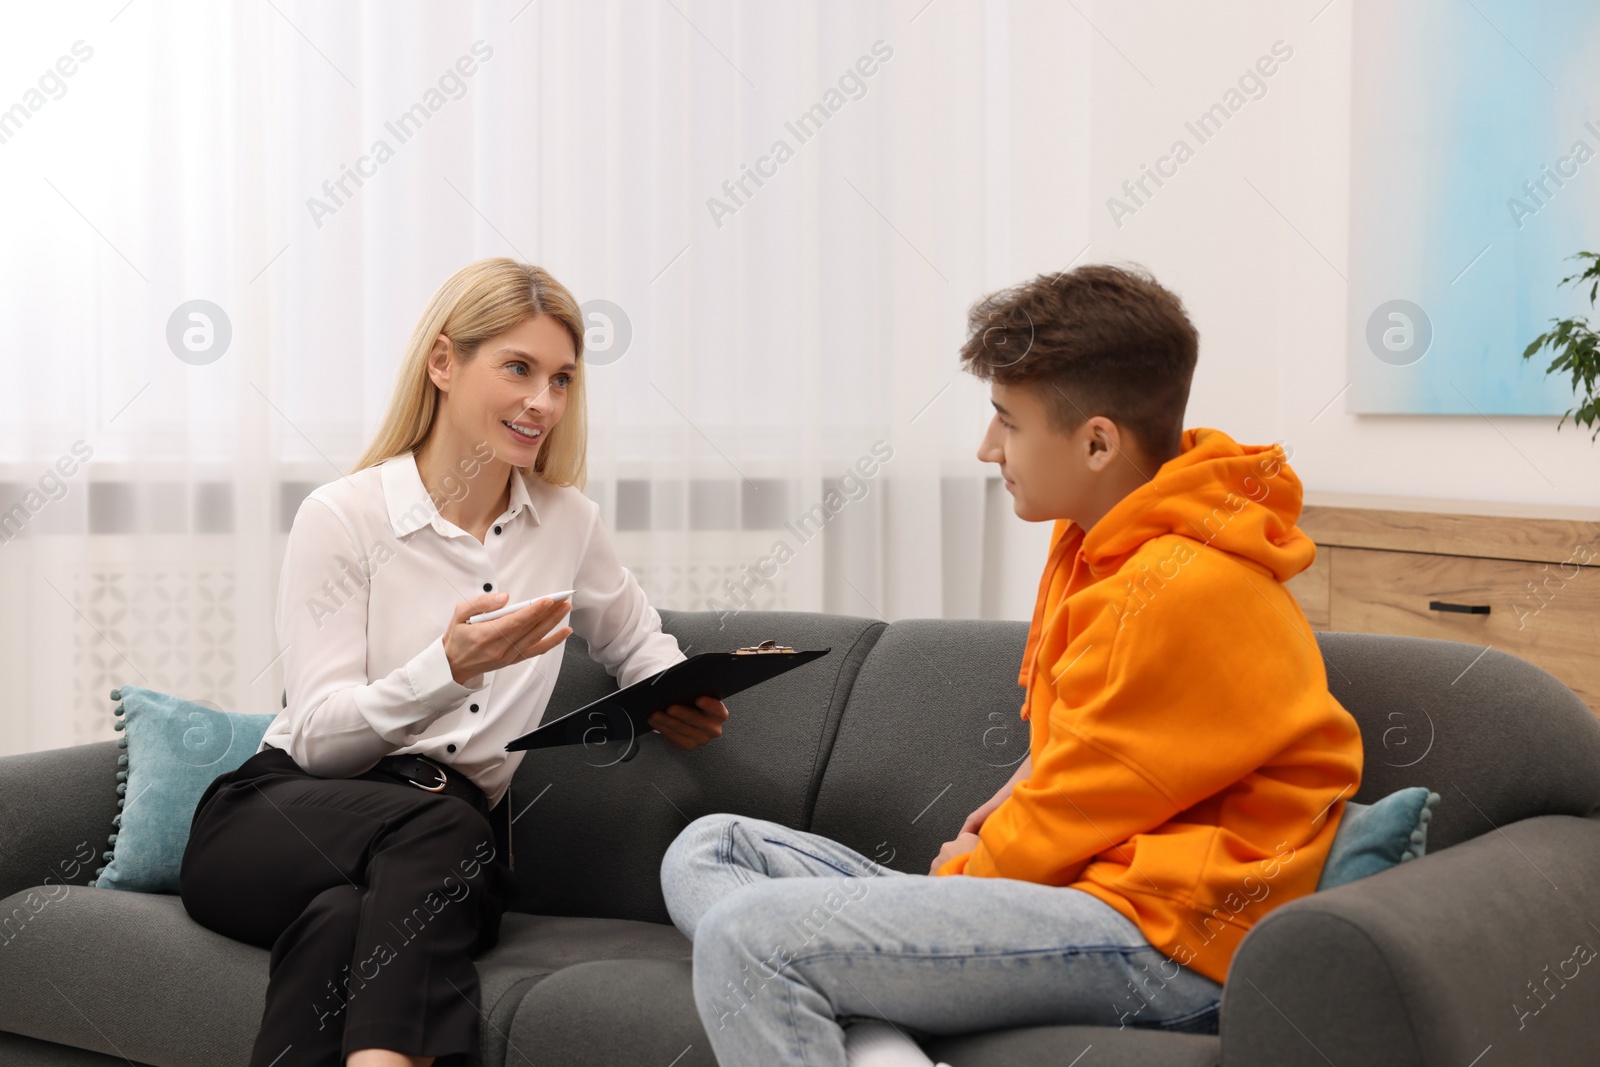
<box><xmin>1329</xmin><ymin>546</ymin><xmax>1600</xmax><ymax>712</ymax></box>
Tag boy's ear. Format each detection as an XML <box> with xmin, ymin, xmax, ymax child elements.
<box><xmin>1082</xmin><ymin>416</ymin><xmax>1155</xmax><ymax>475</ymax></box>
<box><xmin>1082</xmin><ymin>416</ymin><xmax>1123</xmax><ymax>472</ymax></box>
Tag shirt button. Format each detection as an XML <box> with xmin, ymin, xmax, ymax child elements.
<box><xmin>470</xmin><ymin>704</ymin><xmax>480</xmax><ymax>713</ymax></box>
<box><xmin>483</xmin><ymin>582</ymin><xmax>493</xmax><ymax>592</ymax></box>
<box><xmin>493</xmin><ymin>525</ymin><xmax>502</xmax><ymax>535</ymax></box>
<box><xmin>446</xmin><ymin>743</ymin><xmax>457</xmax><ymax>753</ymax></box>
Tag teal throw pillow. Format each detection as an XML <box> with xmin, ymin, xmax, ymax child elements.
<box><xmin>1316</xmin><ymin>786</ymin><xmax>1440</xmax><ymax>892</ymax></box>
<box><xmin>94</xmin><ymin>685</ymin><xmax>276</xmax><ymax>893</ymax></box>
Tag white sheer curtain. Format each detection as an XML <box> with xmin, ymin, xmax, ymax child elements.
<box><xmin>0</xmin><ymin>0</ymin><xmax>1083</xmax><ymax>755</ymax></box>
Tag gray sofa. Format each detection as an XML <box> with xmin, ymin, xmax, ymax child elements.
<box><xmin>2</xmin><ymin>609</ymin><xmax>1599</xmax><ymax>1067</ymax></box>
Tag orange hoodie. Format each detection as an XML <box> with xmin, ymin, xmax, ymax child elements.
<box><xmin>936</xmin><ymin>427</ymin><xmax>1363</xmax><ymax>985</ymax></box>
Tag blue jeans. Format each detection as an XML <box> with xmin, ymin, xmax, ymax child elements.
<box><xmin>660</xmin><ymin>814</ymin><xmax>1224</xmax><ymax>1067</ymax></box>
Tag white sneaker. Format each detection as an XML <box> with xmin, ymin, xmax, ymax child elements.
<box><xmin>842</xmin><ymin>1019</ymin><xmax>952</xmax><ymax>1067</ymax></box>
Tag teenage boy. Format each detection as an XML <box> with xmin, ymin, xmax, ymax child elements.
<box><xmin>659</xmin><ymin>264</ymin><xmax>1364</xmax><ymax>1066</ymax></box>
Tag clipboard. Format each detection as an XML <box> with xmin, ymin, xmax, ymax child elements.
<box><xmin>505</xmin><ymin>641</ymin><xmax>830</xmax><ymax>755</ymax></box>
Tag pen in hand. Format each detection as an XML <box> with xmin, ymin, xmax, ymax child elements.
<box><xmin>444</xmin><ymin>592</ymin><xmax>573</xmax><ymax>686</ymax></box>
<box><xmin>468</xmin><ymin>590</ymin><xmax>574</xmax><ymax>624</ymax></box>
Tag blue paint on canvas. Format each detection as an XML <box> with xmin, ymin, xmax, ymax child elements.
<box><xmin>1349</xmin><ymin>0</ymin><xmax>1600</xmax><ymax>415</ymax></box>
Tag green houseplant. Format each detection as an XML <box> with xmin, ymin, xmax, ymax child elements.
<box><xmin>1522</xmin><ymin>251</ymin><xmax>1600</xmax><ymax>441</ymax></box>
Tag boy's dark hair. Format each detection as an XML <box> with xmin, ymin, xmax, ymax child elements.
<box><xmin>958</xmin><ymin>264</ymin><xmax>1198</xmax><ymax>463</ymax></box>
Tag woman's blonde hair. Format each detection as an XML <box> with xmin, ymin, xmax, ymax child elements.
<box><xmin>351</xmin><ymin>257</ymin><xmax>588</xmax><ymax>488</ymax></box>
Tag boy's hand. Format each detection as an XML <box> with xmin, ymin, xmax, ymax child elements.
<box><xmin>960</xmin><ymin>753</ymin><xmax>1032</xmax><ymax>834</ymax></box>
<box><xmin>930</xmin><ymin>831</ymin><xmax>981</xmax><ymax>875</ymax></box>
<box><xmin>648</xmin><ymin>695</ymin><xmax>729</xmax><ymax>750</ymax></box>
<box><xmin>960</xmin><ymin>794</ymin><xmax>1006</xmax><ymax>835</ymax></box>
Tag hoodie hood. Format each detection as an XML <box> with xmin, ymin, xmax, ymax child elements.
<box><xmin>1082</xmin><ymin>427</ymin><xmax>1313</xmax><ymax>583</ymax></box>
<box><xmin>1012</xmin><ymin>426</ymin><xmax>1314</xmax><ymax>697</ymax></box>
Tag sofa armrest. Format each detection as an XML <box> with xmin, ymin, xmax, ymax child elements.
<box><xmin>1221</xmin><ymin>813</ymin><xmax>1600</xmax><ymax>1067</ymax></box>
<box><xmin>0</xmin><ymin>742</ymin><xmax>120</xmax><ymax>903</ymax></box>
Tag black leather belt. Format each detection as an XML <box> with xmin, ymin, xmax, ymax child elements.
<box><xmin>378</xmin><ymin>753</ymin><xmax>450</xmax><ymax>791</ymax></box>
<box><xmin>371</xmin><ymin>753</ymin><xmax>483</xmax><ymax>812</ymax></box>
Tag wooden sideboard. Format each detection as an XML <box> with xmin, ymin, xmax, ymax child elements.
<box><xmin>1284</xmin><ymin>493</ymin><xmax>1600</xmax><ymax>714</ymax></box>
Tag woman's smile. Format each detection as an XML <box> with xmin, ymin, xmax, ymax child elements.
<box><xmin>501</xmin><ymin>418</ymin><xmax>544</xmax><ymax>445</ymax></box>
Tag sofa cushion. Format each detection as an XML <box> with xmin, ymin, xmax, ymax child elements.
<box><xmin>0</xmin><ymin>887</ymin><xmax>264</xmax><ymax>1066</ymax></box>
<box><xmin>504</xmin><ymin>959</ymin><xmax>1223</xmax><ymax>1067</ymax></box>
<box><xmin>0</xmin><ymin>1029</ymin><xmax>160</xmax><ymax>1067</ymax></box>
<box><xmin>923</xmin><ymin>1025</ymin><xmax>1219</xmax><ymax>1067</ymax></box>
<box><xmin>0</xmin><ymin>884</ymin><xmax>688</xmax><ymax>1067</ymax></box>
<box><xmin>1316</xmin><ymin>787</ymin><xmax>1439</xmax><ymax>891</ymax></box>
<box><xmin>508</xmin><ymin>959</ymin><xmax>714</xmax><ymax>1067</ymax></box>
<box><xmin>507</xmin><ymin>609</ymin><xmax>884</xmax><ymax>922</ymax></box>
<box><xmin>95</xmin><ymin>686</ymin><xmax>275</xmax><ymax>892</ymax></box>
<box><xmin>809</xmin><ymin>619</ymin><xmax>1031</xmax><ymax>874</ymax></box>
<box><xmin>1313</xmin><ymin>633</ymin><xmax>1600</xmax><ymax>850</ymax></box>
<box><xmin>469</xmin><ymin>914</ymin><xmax>690</xmax><ymax>1067</ymax></box>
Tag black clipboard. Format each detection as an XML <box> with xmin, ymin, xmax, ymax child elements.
<box><xmin>505</xmin><ymin>642</ymin><xmax>831</xmax><ymax>755</ymax></box>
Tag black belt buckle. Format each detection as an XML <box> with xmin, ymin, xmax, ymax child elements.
<box><xmin>397</xmin><ymin>755</ymin><xmax>449</xmax><ymax>793</ymax></box>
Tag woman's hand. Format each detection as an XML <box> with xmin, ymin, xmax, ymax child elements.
<box><xmin>647</xmin><ymin>695</ymin><xmax>729</xmax><ymax>750</ymax></box>
<box><xmin>930</xmin><ymin>831</ymin><xmax>980</xmax><ymax>875</ymax></box>
<box><xmin>443</xmin><ymin>592</ymin><xmax>573</xmax><ymax>685</ymax></box>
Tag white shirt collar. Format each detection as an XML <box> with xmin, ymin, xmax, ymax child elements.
<box><xmin>379</xmin><ymin>450</ymin><xmax>540</xmax><ymax>539</ymax></box>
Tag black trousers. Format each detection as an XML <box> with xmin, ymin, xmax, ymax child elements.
<box><xmin>178</xmin><ymin>746</ymin><xmax>517</xmax><ymax>1066</ymax></box>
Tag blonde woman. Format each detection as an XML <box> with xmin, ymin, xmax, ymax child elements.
<box><xmin>179</xmin><ymin>258</ymin><xmax>729</xmax><ymax>1067</ymax></box>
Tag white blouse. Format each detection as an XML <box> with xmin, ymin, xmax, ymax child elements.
<box><xmin>256</xmin><ymin>450</ymin><xmax>685</xmax><ymax>808</ymax></box>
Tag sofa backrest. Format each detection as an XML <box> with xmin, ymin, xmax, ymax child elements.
<box><xmin>1314</xmin><ymin>632</ymin><xmax>1600</xmax><ymax>851</ymax></box>
<box><xmin>808</xmin><ymin>619</ymin><xmax>1030</xmax><ymax>875</ymax></box>
<box><xmin>813</xmin><ymin>625</ymin><xmax>1600</xmax><ymax>867</ymax></box>
<box><xmin>511</xmin><ymin>613</ymin><xmax>1600</xmax><ymax>921</ymax></box>
<box><xmin>505</xmin><ymin>609</ymin><xmax>884</xmax><ymax>922</ymax></box>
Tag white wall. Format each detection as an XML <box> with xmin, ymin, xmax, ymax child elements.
<box><xmin>1008</xmin><ymin>0</ymin><xmax>1598</xmax><ymax>511</ymax></box>
<box><xmin>1</xmin><ymin>2</ymin><xmax>1592</xmax><ymax>755</ymax></box>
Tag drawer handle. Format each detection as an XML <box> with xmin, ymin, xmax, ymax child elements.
<box><xmin>1429</xmin><ymin>600</ymin><xmax>1490</xmax><ymax>615</ymax></box>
